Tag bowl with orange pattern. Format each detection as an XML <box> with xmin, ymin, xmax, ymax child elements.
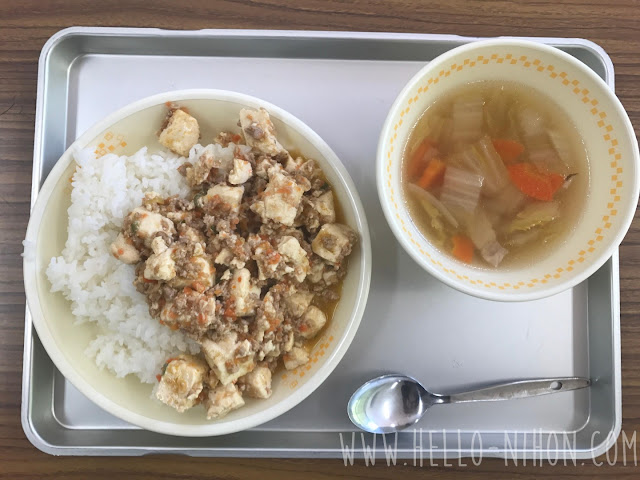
<box><xmin>377</xmin><ymin>39</ymin><xmax>639</xmax><ymax>301</ymax></box>
<box><xmin>24</xmin><ymin>90</ymin><xmax>371</xmax><ymax>436</ymax></box>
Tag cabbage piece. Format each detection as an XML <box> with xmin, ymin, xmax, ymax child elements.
<box><xmin>508</xmin><ymin>201</ymin><xmax>560</xmax><ymax>233</ymax></box>
<box><xmin>440</xmin><ymin>167</ymin><xmax>484</xmax><ymax>213</ymax></box>
<box><xmin>484</xmin><ymin>89</ymin><xmax>511</xmax><ymax>138</ymax></box>
<box><xmin>547</xmin><ymin>128</ymin><xmax>571</xmax><ymax>166</ymax></box>
<box><xmin>475</xmin><ymin>136</ymin><xmax>511</xmax><ymax>194</ymax></box>
<box><xmin>422</xmin><ymin>204</ymin><xmax>447</xmax><ymax>247</ymax></box>
<box><xmin>467</xmin><ymin>207</ymin><xmax>508</xmax><ymax>267</ymax></box>
<box><xmin>518</xmin><ymin>107</ymin><xmax>568</xmax><ymax>174</ymax></box>
<box><xmin>427</xmin><ymin>113</ymin><xmax>445</xmax><ymax>140</ymax></box>
<box><xmin>504</xmin><ymin>229</ymin><xmax>541</xmax><ymax>247</ymax></box>
<box><xmin>451</xmin><ymin>95</ymin><xmax>484</xmax><ymax>143</ymax></box>
<box><xmin>407</xmin><ymin>185</ymin><xmax>452</xmax><ymax>246</ymax></box>
<box><xmin>407</xmin><ymin>183</ymin><xmax>459</xmax><ymax>228</ymax></box>
<box><xmin>505</xmin><ymin>105</ymin><xmax>522</xmax><ymax>140</ymax></box>
<box><xmin>483</xmin><ymin>183</ymin><xmax>528</xmax><ymax>218</ymax></box>
<box><xmin>517</xmin><ymin>107</ymin><xmax>545</xmax><ymax>138</ymax></box>
<box><xmin>426</xmin><ymin>114</ymin><xmax>453</xmax><ymax>149</ymax></box>
<box><xmin>451</xmin><ymin>136</ymin><xmax>509</xmax><ymax>197</ymax></box>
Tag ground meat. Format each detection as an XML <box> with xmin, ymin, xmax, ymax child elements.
<box><xmin>113</xmin><ymin>106</ymin><xmax>359</xmax><ymax>419</ymax></box>
<box><xmin>244</xmin><ymin>124</ymin><xmax>265</xmax><ymax>140</ymax></box>
<box><xmin>214</xmin><ymin>131</ymin><xmax>244</xmax><ymax>147</ymax></box>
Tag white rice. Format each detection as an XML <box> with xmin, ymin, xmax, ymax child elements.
<box><xmin>45</xmin><ymin>145</ymin><xmax>221</xmax><ymax>383</ymax></box>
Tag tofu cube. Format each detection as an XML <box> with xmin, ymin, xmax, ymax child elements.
<box><xmin>159</xmin><ymin>290</ymin><xmax>217</xmax><ymax>335</ymax></box>
<box><xmin>239</xmin><ymin>108</ymin><xmax>288</xmax><ymax>157</ymax></box>
<box><xmin>200</xmin><ymin>332</ymin><xmax>255</xmax><ymax>385</ymax></box>
<box><xmin>306</xmin><ymin>257</ymin><xmax>325</xmax><ymax>284</ymax></box>
<box><xmin>110</xmin><ymin>233</ymin><xmax>140</xmax><ymax>264</ymax></box>
<box><xmin>311</xmin><ymin>223</ymin><xmax>356</xmax><ymax>264</ymax></box>
<box><xmin>214</xmin><ymin>248</ymin><xmax>234</xmax><ymax>266</ymax></box>
<box><xmin>205</xmin><ymin>185</ymin><xmax>244</xmax><ymax>214</ymax></box>
<box><xmin>284</xmin><ymin>156</ymin><xmax>305</xmax><ymax>173</ymax></box>
<box><xmin>252</xmin><ymin>167</ymin><xmax>304</xmax><ymax>226</ymax></box>
<box><xmin>239</xmin><ymin>365</ymin><xmax>272</xmax><ymax>399</ymax></box>
<box><xmin>144</xmin><ymin>247</ymin><xmax>176</xmax><ymax>281</ymax></box>
<box><xmin>311</xmin><ymin>191</ymin><xmax>336</xmax><ymax>224</ymax></box>
<box><xmin>155</xmin><ymin>355</ymin><xmax>208</xmax><ymax>413</ymax></box>
<box><xmin>228</xmin><ymin>157</ymin><xmax>253</xmax><ymax>185</ymax></box>
<box><xmin>229</xmin><ymin>268</ymin><xmax>260</xmax><ymax>316</ymax></box>
<box><xmin>205</xmin><ymin>382</ymin><xmax>245</xmax><ymax>419</ymax></box>
<box><xmin>298</xmin><ymin>305</ymin><xmax>326</xmax><ymax>339</ymax></box>
<box><xmin>127</xmin><ymin>207</ymin><xmax>175</xmax><ymax>247</ymax></box>
<box><xmin>255</xmin><ymin>157</ymin><xmax>276</xmax><ymax>179</ymax></box>
<box><xmin>184</xmin><ymin>149</ymin><xmax>215</xmax><ymax>187</ymax></box>
<box><xmin>277</xmin><ymin>236</ymin><xmax>310</xmax><ymax>282</ymax></box>
<box><xmin>170</xmin><ymin>255</ymin><xmax>215</xmax><ymax>291</ymax></box>
<box><xmin>178</xmin><ymin>225</ymin><xmax>206</xmax><ymax>245</ymax></box>
<box><xmin>158</xmin><ymin>108</ymin><xmax>200</xmax><ymax>157</ymax></box>
<box><xmin>284</xmin><ymin>290</ymin><xmax>314</xmax><ymax>318</ymax></box>
<box><xmin>283</xmin><ymin>331</ymin><xmax>295</xmax><ymax>353</ymax></box>
<box><xmin>283</xmin><ymin>346</ymin><xmax>309</xmax><ymax>370</ymax></box>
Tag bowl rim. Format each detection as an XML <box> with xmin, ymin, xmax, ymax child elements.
<box><xmin>23</xmin><ymin>89</ymin><xmax>372</xmax><ymax>436</ymax></box>
<box><xmin>376</xmin><ymin>38</ymin><xmax>640</xmax><ymax>302</ymax></box>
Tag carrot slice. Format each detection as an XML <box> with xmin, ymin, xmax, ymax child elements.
<box><xmin>492</xmin><ymin>139</ymin><xmax>525</xmax><ymax>164</ymax></box>
<box><xmin>548</xmin><ymin>172</ymin><xmax>565</xmax><ymax>192</ymax></box>
<box><xmin>408</xmin><ymin>139</ymin><xmax>437</xmax><ymax>179</ymax></box>
<box><xmin>452</xmin><ymin>234</ymin><xmax>474</xmax><ymax>264</ymax></box>
<box><xmin>417</xmin><ymin>158</ymin><xmax>446</xmax><ymax>190</ymax></box>
<box><xmin>507</xmin><ymin>163</ymin><xmax>565</xmax><ymax>201</ymax></box>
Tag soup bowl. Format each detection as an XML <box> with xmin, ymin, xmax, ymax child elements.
<box><xmin>377</xmin><ymin>39</ymin><xmax>639</xmax><ymax>301</ymax></box>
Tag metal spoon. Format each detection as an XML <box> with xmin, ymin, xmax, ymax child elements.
<box><xmin>348</xmin><ymin>374</ymin><xmax>590</xmax><ymax>434</ymax></box>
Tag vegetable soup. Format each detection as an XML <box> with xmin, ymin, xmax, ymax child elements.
<box><xmin>402</xmin><ymin>81</ymin><xmax>589</xmax><ymax>269</ymax></box>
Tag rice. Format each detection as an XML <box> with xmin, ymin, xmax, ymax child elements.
<box><xmin>45</xmin><ymin>145</ymin><xmax>226</xmax><ymax>383</ymax></box>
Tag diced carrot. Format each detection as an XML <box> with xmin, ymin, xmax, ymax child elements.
<box><xmin>548</xmin><ymin>172</ymin><xmax>565</xmax><ymax>192</ymax></box>
<box><xmin>492</xmin><ymin>139</ymin><xmax>525</xmax><ymax>164</ymax></box>
<box><xmin>507</xmin><ymin>163</ymin><xmax>565</xmax><ymax>202</ymax></box>
<box><xmin>156</xmin><ymin>374</ymin><xmax>162</xmax><ymax>382</ymax></box>
<box><xmin>408</xmin><ymin>139</ymin><xmax>438</xmax><ymax>179</ymax></box>
<box><xmin>451</xmin><ymin>235</ymin><xmax>474</xmax><ymax>264</ymax></box>
<box><xmin>417</xmin><ymin>158</ymin><xmax>446</xmax><ymax>190</ymax></box>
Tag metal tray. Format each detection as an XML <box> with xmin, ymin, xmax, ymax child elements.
<box><xmin>23</xmin><ymin>28</ymin><xmax>621</xmax><ymax>459</ymax></box>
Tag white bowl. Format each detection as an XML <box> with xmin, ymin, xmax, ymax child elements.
<box><xmin>23</xmin><ymin>89</ymin><xmax>371</xmax><ymax>436</ymax></box>
<box><xmin>377</xmin><ymin>39</ymin><xmax>639</xmax><ymax>301</ymax></box>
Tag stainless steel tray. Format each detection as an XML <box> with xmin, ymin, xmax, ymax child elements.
<box><xmin>23</xmin><ymin>28</ymin><xmax>621</xmax><ymax>459</ymax></box>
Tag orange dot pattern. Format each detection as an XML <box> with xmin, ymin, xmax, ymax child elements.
<box><xmin>94</xmin><ymin>132</ymin><xmax>127</xmax><ymax>158</ymax></box>
<box><xmin>386</xmin><ymin>53</ymin><xmax>623</xmax><ymax>290</ymax></box>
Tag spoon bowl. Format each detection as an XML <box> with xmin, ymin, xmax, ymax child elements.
<box><xmin>347</xmin><ymin>375</ymin><xmax>442</xmax><ymax>434</ymax></box>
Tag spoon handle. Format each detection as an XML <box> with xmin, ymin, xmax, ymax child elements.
<box><xmin>443</xmin><ymin>377</ymin><xmax>590</xmax><ymax>404</ymax></box>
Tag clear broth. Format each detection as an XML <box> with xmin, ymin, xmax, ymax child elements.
<box><xmin>402</xmin><ymin>81</ymin><xmax>589</xmax><ymax>269</ymax></box>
